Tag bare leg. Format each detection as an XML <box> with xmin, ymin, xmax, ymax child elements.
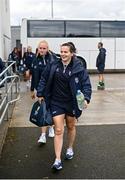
<box><xmin>41</xmin><ymin>126</ymin><xmax>47</xmax><ymax>134</ymax></box>
<box><xmin>53</xmin><ymin>114</ymin><xmax>65</xmax><ymax>160</ymax></box>
<box><xmin>99</xmin><ymin>73</ymin><xmax>104</xmax><ymax>82</ymax></box>
<box><xmin>38</xmin><ymin>126</ymin><xmax>48</xmax><ymax>143</ymax></box>
<box><xmin>65</xmin><ymin>115</ymin><xmax>76</xmax><ymax>149</ymax></box>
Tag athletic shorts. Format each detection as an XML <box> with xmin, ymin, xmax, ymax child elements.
<box><xmin>50</xmin><ymin>103</ymin><xmax>75</xmax><ymax>117</ymax></box>
<box><xmin>97</xmin><ymin>66</ymin><xmax>105</xmax><ymax>74</ymax></box>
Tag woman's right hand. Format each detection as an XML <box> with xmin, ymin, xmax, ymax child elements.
<box><xmin>31</xmin><ymin>91</ymin><xmax>36</xmax><ymax>99</ymax></box>
<box><xmin>38</xmin><ymin>97</ymin><xmax>44</xmax><ymax>103</ymax></box>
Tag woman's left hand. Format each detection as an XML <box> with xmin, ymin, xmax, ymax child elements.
<box><xmin>84</xmin><ymin>100</ymin><xmax>88</xmax><ymax>109</ymax></box>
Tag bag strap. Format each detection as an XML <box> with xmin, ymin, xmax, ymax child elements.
<box><xmin>42</xmin><ymin>101</ymin><xmax>47</xmax><ymax>120</ymax></box>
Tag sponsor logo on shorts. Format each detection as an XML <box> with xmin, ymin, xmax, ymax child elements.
<box><xmin>52</xmin><ymin>111</ymin><xmax>57</xmax><ymax>114</ymax></box>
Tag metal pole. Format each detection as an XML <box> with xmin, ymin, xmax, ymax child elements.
<box><xmin>51</xmin><ymin>0</ymin><xmax>53</xmax><ymax>18</ymax></box>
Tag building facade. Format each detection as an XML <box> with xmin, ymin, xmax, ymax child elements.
<box><xmin>0</xmin><ymin>0</ymin><xmax>11</xmax><ymax>60</ymax></box>
<box><xmin>11</xmin><ymin>26</ymin><xmax>21</xmax><ymax>51</ymax></box>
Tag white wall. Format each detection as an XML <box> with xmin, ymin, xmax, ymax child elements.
<box><xmin>26</xmin><ymin>37</ymin><xmax>99</xmax><ymax>68</ymax></box>
<box><xmin>0</xmin><ymin>2</ymin><xmax>4</xmax><ymax>59</ymax></box>
<box><xmin>26</xmin><ymin>37</ymin><xmax>106</xmax><ymax>69</ymax></box>
<box><xmin>116</xmin><ymin>38</ymin><xmax>125</xmax><ymax>69</ymax></box>
<box><xmin>0</xmin><ymin>0</ymin><xmax>11</xmax><ymax>61</ymax></box>
<box><xmin>27</xmin><ymin>37</ymin><xmax>125</xmax><ymax>70</ymax></box>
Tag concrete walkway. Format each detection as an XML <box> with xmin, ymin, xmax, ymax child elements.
<box><xmin>10</xmin><ymin>73</ymin><xmax>125</xmax><ymax>127</ymax></box>
<box><xmin>0</xmin><ymin>73</ymin><xmax>125</xmax><ymax>179</ymax></box>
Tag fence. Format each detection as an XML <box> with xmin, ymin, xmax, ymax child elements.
<box><xmin>0</xmin><ymin>61</ymin><xmax>20</xmax><ymax>124</ymax></box>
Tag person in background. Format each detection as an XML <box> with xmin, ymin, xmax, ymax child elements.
<box><xmin>8</xmin><ymin>47</ymin><xmax>21</xmax><ymax>73</ymax></box>
<box><xmin>17</xmin><ymin>48</ymin><xmax>22</xmax><ymax>61</ymax></box>
<box><xmin>37</xmin><ymin>42</ymin><xmax>92</xmax><ymax>170</ymax></box>
<box><xmin>23</xmin><ymin>46</ymin><xmax>35</xmax><ymax>88</ymax></box>
<box><xmin>96</xmin><ymin>42</ymin><xmax>106</xmax><ymax>89</ymax></box>
<box><xmin>0</xmin><ymin>57</ymin><xmax>5</xmax><ymax>88</ymax></box>
<box><xmin>0</xmin><ymin>57</ymin><xmax>5</xmax><ymax>74</ymax></box>
<box><xmin>23</xmin><ymin>46</ymin><xmax>35</xmax><ymax>71</ymax></box>
<box><xmin>30</xmin><ymin>40</ymin><xmax>57</xmax><ymax>144</ymax></box>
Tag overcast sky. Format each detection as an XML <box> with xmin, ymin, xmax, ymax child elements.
<box><xmin>10</xmin><ymin>0</ymin><xmax>125</xmax><ymax>25</ymax></box>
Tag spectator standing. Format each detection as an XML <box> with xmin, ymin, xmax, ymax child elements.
<box><xmin>96</xmin><ymin>42</ymin><xmax>106</xmax><ymax>89</ymax></box>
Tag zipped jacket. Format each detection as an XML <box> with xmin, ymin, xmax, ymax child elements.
<box><xmin>0</xmin><ymin>58</ymin><xmax>5</xmax><ymax>73</ymax></box>
<box><xmin>96</xmin><ymin>48</ymin><xmax>106</xmax><ymax>68</ymax></box>
<box><xmin>37</xmin><ymin>57</ymin><xmax>92</xmax><ymax>118</ymax></box>
<box><xmin>23</xmin><ymin>52</ymin><xmax>35</xmax><ymax>70</ymax></box>
<box><xmin>30</xmin><ymin>52</ymin><xmax>57</xmax><ymax>91</ymax></box>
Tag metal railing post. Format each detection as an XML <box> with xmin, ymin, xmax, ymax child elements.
<box><xmin>0</xmin><ymin>61</ymin><xmax>20</xmax><ymax>124</ymax></box>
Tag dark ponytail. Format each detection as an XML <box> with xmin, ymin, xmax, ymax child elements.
<box><xmin>61</xmin><ymin>43</ymin><xmax>75</xmax><ymax>53</ymax></box>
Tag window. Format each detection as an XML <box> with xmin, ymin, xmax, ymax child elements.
<box><xmin>66</xmin><ymin>21</ymin><xmax>100</xmax><ymax>37</ymax></box>
<box><xmin>16</xmin><ymin>40</ymin><xmax>21</xmax><ymax>49</ymax></box>
<box><xmin>101</xmin><ymin>21</ymin><xmax>125</xmax><ymax>37</ymax></box>
<box><xmin>27</xmin><ymin>20</ymin><xmax>125</xmax><ymax>38</ymax></box>
<box><xmin>27</xmin><ymin>20</ymin><xmax>65</xmax><ymax>37</ymax></box>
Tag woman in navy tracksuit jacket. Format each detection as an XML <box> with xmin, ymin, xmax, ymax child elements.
<box><xmin>37</xmin><ymin>43</ymin><xmax>92</xmax><ymax>170</ymax></box>
<box><xmin>30</xmin><ymin>49</ymin><xmax>57</xmax><ymax>93</ymax></box>
<box><xmin>0</xmin><ymin>57</ymin><xmax>5</xmax><ymax>74</ymax></box>
<box><xmin>30</xmin><ymin>40</ymin><xmax>58</xmax><ymax>144</ymax></box>
<box><xmin>23</xmin><ymin>46</ymin><xmax>35</xmax><ymax>71</ymax></box>
<box><xmin>0</xmin><ymin>57</ymin><xmax>5</xmax><ymax>88</ymax></box>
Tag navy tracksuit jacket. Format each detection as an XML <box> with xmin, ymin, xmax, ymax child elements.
<box><xmin>37</xmin><ymin>57</ymin><xmax>92</xmax><ymax>118</ymax></box>
<box><xmin>96</xmin><ymin>48</ymin><xmax>106</xmax><ymax>71</ymax></box>
<box><xmin>23</xmin><ymin>52</ymin><xmax>35</xmax><ymax>70</ymax></box>
<box><xmin>30</xmin><ymin>52</ymin><xmax>57</xmax><ymax>91</ymax></box>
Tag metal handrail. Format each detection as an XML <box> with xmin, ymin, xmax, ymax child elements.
<box><xmin>0</xmin><ymin>61</ymin><xmax>16</xmax><ymax>78</ymax></box>
<box><xmin>0</xmin><ymin>61</ymin><xmax>20</xmax><ymax>124</ymax></box>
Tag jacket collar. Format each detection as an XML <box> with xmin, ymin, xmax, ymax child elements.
<box><xmin>71</xmin><ymin>57</ymin><xmax>84</xmax><ymax>75</ymax></box>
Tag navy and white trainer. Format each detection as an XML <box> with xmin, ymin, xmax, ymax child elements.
<box><xmin>51</xmin><ymin>160</ymin><xmax>62</xmax><ymax>170</ymax></box>
<box><xmin>65</xmin><ymin>148</ymin><xmax>74</xmax><ymax>160</ymax></box>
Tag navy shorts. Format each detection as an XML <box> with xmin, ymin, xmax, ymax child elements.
<box><xmin>50</xmin><ymin>103</ymin><xmax>75</xmax><ymax>117</ymax></box>
<box><xmin>97</xmin><ymin>66</ymin><xmax>105</xmax><ymax>74</ymax></box>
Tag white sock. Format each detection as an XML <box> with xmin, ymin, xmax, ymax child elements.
<box><xmin>55</xmin><ymin>159</ymin><xmax>61</xmax><ymax>164</ymax></box>
<box><xmin>49</xmin><ymin>126</ymin><xmax>53</xmax><ymax>130</ymax></box>
<box><xmin>41</xmin><ymin>133</ymin><xmax>46</xmax><ymax>136</ymax></box>
<box><xmin>67</xmin><ymin>147</ymin><xmax>73</xmax><ymax>155</ymax></box>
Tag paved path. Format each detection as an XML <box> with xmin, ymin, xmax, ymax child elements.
<box><xmin>1</xmin><ymin>125</ymin><xmax>125</xmax><ymax>179</ymax></box>
<box><xmin>0</xmin><ymin>73</ymin><xmax>125</xmax><ymax>179</ymax></box>
<box><xmin>10</xmin><ymin>73</ymin><xmax>125</xmax><ymax>127</ymax></box>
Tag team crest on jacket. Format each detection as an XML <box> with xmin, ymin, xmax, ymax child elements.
<box><xmin>69</xmin><ymin>71</ymin><xmax>71</xmax><ymax>76</ymax></box>
<box><xmin>75</xmin><ymin>77</ymin><xmax>79</xmax><ymax>83</ymax></box>
<box><xmin>56</xmin><ymin>67</ymin><xmax>59</xmax><ymax>72</ymax></box>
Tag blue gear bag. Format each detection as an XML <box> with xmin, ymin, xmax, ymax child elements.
<box><xmin>29</xmin><ymin>101</ymin><xmax>53</xmax><ymax>127</ymax></box>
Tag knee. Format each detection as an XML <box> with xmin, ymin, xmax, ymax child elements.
<box><xmin>67</xmin><ymin>123</ymin><xmax>75</xmax><ymax>131</ymax></box>
<box><xmin>55</xmin><ymin>128</ymin><xmax>64</xmax><ymax>136</ymax></box>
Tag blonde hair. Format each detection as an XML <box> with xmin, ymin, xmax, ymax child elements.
<box><xmin>37</xmin><ymin>40</ymin><xmax>49</xmax><ymax>50</ymax></box>
<box><xmin>27</xmin><ymin>46</ymin><xmax>32</xmax><ymax>50</ymax></box>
